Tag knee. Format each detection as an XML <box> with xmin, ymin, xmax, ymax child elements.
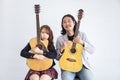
<box><xmin>40</xmin><ymin>74</ymin><xmax>52</xmax><ymax>80</ymax></box>
<box><xmin>30</xmin><ymin>74</ymin><xmax>39</xmax><ymax>80</ymax></box>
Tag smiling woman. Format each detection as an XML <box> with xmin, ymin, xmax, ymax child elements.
<box><xmin>56</xmin><ymin>11</ymin><xmax>95</xmax><ymax>80</ymax></box>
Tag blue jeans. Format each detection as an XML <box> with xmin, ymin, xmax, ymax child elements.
<box><xmin>61</xmin><ymin>65</ymin><xmax>93</xmax><ymax>80</ymax></box>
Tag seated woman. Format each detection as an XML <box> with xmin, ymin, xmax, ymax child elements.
<box><xmin>20</xmin><ymin>25</ymin><xmax>58</xmax><ymax>80</ymax></box>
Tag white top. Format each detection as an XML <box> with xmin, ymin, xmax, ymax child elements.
<box><xmin>56</xmin><ymin>32</ymin><xmax>95</xmax><ymax>71</ymax></box>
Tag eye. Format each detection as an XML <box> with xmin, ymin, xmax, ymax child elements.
<box><xmin>41</xmin><ymin>32</ymin><xmax>44</xmax><ymax>34</ymax></box>
<box><xmin>46</xmin><ymin>33</ymin><xmax>49</xmax><ymax>35</ymax></box>
<box><xmin>63</xmin><ymin>21</ymin><xmax>66</xmax><ymax>24</ymax></box>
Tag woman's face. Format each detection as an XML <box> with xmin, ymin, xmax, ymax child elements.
<box><xmin>62</xmin><ymin>16</ymin><xmax>75</xmax><ymax>32</ymax></box>
<box><xmin>40</xmin><ymin>28</ymin><xmax>49</xmax><ymax>40</ymax></box>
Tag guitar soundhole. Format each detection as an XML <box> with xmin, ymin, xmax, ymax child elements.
<box><xmin>36</xmin><ymin>44</ymin><xmax>42</xmax><ymax>49</ymax></box>
<box><xmin>70</xmin><ymin>48</ymin><xmax>76</xmax><ymax>53</ymax></box>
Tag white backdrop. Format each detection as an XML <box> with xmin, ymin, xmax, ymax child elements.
<box><xmin>0</xmin><ymin>0</ymin><xmax>120</xmax><ymax>80</ymax></box>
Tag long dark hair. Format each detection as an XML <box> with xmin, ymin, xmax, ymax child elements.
<box><xmin>39</xmin><ymin>25</ymin><xmax>53</xmax><ymax>52</ymax></box>
<box><xmin>61</xmin><ymin>14</ymin><xmax>77</xmax><ymax>35</ymax></box>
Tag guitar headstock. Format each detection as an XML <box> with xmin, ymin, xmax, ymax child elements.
<box><xmin>78</xmin><ymin>9</ymin><xmax>83</xmax><ymax>21</ymax></box>
<box><xmin>34</xmin><ymin>4</ymin><xmax>40</xmax><ymax>15</ymax></box>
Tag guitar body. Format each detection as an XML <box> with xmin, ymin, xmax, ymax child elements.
<box><xmin>59</xmin><ymin>41</ymin><xmax>83</xmax><ymax>72</ymax></box>
<box><xmin>27</xmin><ymin>38</ymin><xmax>53</xmax><ymax>71</ymax></box>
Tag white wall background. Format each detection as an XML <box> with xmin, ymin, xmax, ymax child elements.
<box><xmin>0</xmin><ymin>0</ymin><xmax>120</xmax><ymax>80</ymax></box>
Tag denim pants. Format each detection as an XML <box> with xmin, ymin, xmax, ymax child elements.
<box><xmin>61</xmin><ymin>65</ymin><xmax>93</xmax><ymax>80</ymax></box>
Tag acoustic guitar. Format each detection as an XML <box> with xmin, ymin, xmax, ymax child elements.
<box><xmin>27</xmin><ymin>5</ymin><xmax>53</xmax><ymax>71</ymax></box>
<box><xmin>59</xmin><ymin>9</ymin><xmax>84</xmax><ymax>72</ymax></box>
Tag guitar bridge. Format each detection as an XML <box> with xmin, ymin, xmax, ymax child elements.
<box><xmin>66</xmin><ymin>58</ymin><xmax>76</xmax><ymax>62</ymax></box>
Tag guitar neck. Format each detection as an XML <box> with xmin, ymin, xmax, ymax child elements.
<box><xmin>74</xmin><ymin>20</ymin><xmax>80</xmax><ymax>37</ymax></box>
<box><xmin>72</xmin><ymin>9</ymin><xmax>83</xmax><ymax>49</ymax></box>
<box><xmin>72</xmin><ymin>20</ymin><xmax>80</xmax><ymax>49</ymax></box>
<box><xmin>36</xmin><ymin>14</ymin><xmax>41</xmax><ymax>44</ymax></box>
<box><xmin>35</xmin><ymin>5</ymin><xmax>41</xmax><ymax>45</ymax></box>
